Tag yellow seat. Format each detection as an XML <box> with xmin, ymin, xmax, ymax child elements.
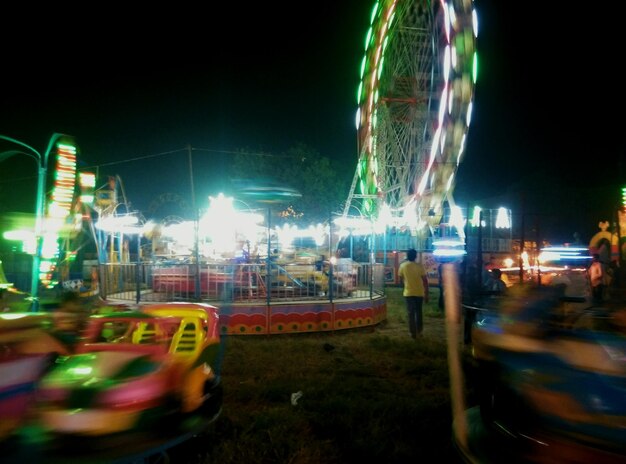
<box><xmin>132</xmin><ymin>322</ymin><xmax>158</xmax><ymax>344</ymax></box>
<box><xmin>171</xmin><ymin>319</ymin><xmax>199</xmax><ymax>355</ymax></box>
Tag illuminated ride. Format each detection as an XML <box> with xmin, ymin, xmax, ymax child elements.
<box><xmin>453</xmin><ymin>247</ymin><xmax>626</xmax><ymax>463</ymax></box>
<box><xmin>35</xmin><ymin>303</ymin><xmax>221</xmax><ymax>436</ymax></box>
<box><xmin>3</xmin><ymin>303</ymin><xmax>222</xmax><ymax>462</ymax></box>
<box><xmin>343</xmin><ymin>0</ymin><xmax>477</xmax><ymax>237</ymax></box>
<box><xmin>1</xmin><ymin>136</ymin><xmax>98</xmax><ymax>298</ymax></box>
<box><xmin>466</xmin><ymin>291</ymin><xmax>626</xmax><ymax>463</ymax></box>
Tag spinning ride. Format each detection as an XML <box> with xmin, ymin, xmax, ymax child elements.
<box><xmin>345</xmin><ymin>0</ymin><xmax>477</xmax><ymax>230</ymax></box>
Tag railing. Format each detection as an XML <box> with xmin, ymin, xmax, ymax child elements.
<box><xmin>100</xmin><ymin>261</ymin><xmax>385</xmax><ymax>303</ymax></box>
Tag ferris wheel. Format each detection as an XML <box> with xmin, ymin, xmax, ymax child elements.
<box><xmin>344</xmin><ymin>0</ymin><xmax>478</xmax><ymax>231</ymax></box>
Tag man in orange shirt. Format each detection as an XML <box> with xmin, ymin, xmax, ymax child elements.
<box><xmin>398</xmin><ymin>248</ymin><xmax>429</xmax><ymax>338</ymax></box>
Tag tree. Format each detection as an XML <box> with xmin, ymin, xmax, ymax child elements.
<box><xmin>230</xmin><ymin>143</ymin><xmax>350</xmax><ymax>225</ymax></box>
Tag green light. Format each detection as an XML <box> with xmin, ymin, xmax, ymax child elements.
<box><xmin>365</xmin><ymin>27</ymin><xmax>373</xmax><ymax>51</ymax></box>
<box><xmin>369</xmin><ymin>2</ymin><xmax>379</xmax><ymax>26</ymax></box>
<box><xmin>472</xmin><ymin>51</ymin><xmax>478</xmax><ymax>84</ymax></box>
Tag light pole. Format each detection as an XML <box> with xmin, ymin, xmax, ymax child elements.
<box><xmin>0</xmin><ymin>133</ymin><xmax>67</xmax><ymax>311</ymax></box>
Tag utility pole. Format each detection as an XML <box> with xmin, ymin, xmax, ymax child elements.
<box><xmin>188</xmin><ymin>144</ymin><xmax>201</xmax><ymax>300</ymax></box>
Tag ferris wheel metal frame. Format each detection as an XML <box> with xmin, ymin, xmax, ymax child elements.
<box><xmin>344</xmin><ymin>0</ymin><xmax>478</xmax><ymax>234</ymax></box>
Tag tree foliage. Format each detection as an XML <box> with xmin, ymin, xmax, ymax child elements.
<box><xmin>230</xmin><ymin>143</ymin><xmax>350</xmax><ymax>225</ymax></box>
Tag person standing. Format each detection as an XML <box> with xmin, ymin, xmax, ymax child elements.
<box><xmin>484</xmin><ymin>268</ymin><xmax>507</xmax><ymax>294</ymax></box>
<box><xmin>398</xmin><ymin>248</ymin><xmax>429</xmax><ymax>338</ymax></box>
<box><xmin>589</xmin><ymin>254</ymin><xmax>605</xmax><ymax>304</ymax></box>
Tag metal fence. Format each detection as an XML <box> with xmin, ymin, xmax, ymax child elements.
<box><xmin>100</xmin><ymin>261</ymin><xmax>385</xmax><ymax>304</ymax></box>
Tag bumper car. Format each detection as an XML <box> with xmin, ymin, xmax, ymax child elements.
<box><xmin>35</xmin><ymin>302</ymin><xmax>222</xmax><ymax>436</ymax></box>
<box><xmin>470</xmin><ymin>284</ymin><xmax>626</xmax><ymax>463</ymax></box>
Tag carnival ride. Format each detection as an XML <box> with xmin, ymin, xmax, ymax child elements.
<box><xmin>465</xmin><ymin>287</ymin><xmax>626</xmax><ymax>464</ymax></box>
<box><xmin>1</xmin><ymin>136</ymin><xmax>97</xmax><ymax>296</ymax></box>
<box><xmin>1</xmin><ymin>1</ymin><xmax>479</xmax><ymax>459</ymax></box>
<box><xmin>344</xmin><ymin>0</ymin><xmax>477</xmax><ymax>238</ymax></box>
<box><xmin>35</xmin><ymin>303</ymin><xmax>221</xmax><ymax>436</ymax></box>
<box><xmin>1</xmin><ymin>303</ymin><xmax>223</xmax><ymax>463</ymax></box>
<box><xmin>450</xmin><ymin>245</ymin><xmax>626</xmax><ymax>463</ymax></box>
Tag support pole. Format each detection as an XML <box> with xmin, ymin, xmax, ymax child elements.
<box><xmin>188</xmin><ymin>144</ymin><xmax>201</xmax><ymax>300</ymax></box>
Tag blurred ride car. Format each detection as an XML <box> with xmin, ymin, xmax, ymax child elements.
<box><xmin>35</xmin><ymin>302</ymin><xmax>222</xmax><ymax>436</ymax></box>
<box><xmin>0</xmin><ymin>312</ymin><xmax>72</xmax><ymax>441</ymax></box>
<box><xmin>471</xmin><ymin>282</ymin><xmax>626</xmax><ymax>462</ymax></box>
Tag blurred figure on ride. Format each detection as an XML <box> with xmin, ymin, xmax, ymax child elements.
<box><xmin>51</xmin><ymin>291</ymin><xmax>88</xmax><ymax>347</ymax></box>
<box><xmin>480</xmin><ymin>257</ymin><xmax>496</xmax><ymax>288</ymax></box>
<box><xmin>588</xmin><ymin>254</ymin><xmax>605</xmax><ymax>304</ymax></box>
<box><xmin>398</xmin><ymin>248</ymin><xmax>429</xmax><ymax>339</ymax></box>
<box><xmin>483</xmin><ymin>268</ymin><xmax>507</xmax><ymax>294</ymax></box>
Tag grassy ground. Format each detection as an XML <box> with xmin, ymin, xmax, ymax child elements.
<box><xmin>167</xmin><ymin>286</ymin><xmax>478</xmax><ymax>464</ymax></box>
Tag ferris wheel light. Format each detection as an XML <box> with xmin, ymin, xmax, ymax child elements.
<box><xmin>369</xmin><ymin>3</ymin><xmax>378</xmax><ymax>26</ymax></box>
<box><xmin>446</xmin><ymin>173</ymin><xmax>454</xmax><ymax>192</ymax></box>
<box><xmin>443</xmin><ymin>45</ymin><xmax>451</xmax><ymax>83</ymax></box>
<box><xmin>451</xmin><ymin>44</ymin><xmax>458</xmax><ymax>70</ymax></box>
<box><xmin>386</xmin><ymin>2</ymin><xmax>397</xmax><ymax>22</ymax></box>
<box><xmin>448</xmin><ymin>88</ymin><xmax>454</xmax><ymax>114</ymax></box>
<box><xmin>365</xmin><ymin>27</ymin><xmax>373</xmax><ymax>51</ymax></box>
<box><xmin>429</xmin><ymin>127</ymin><xmax>442</xmax><ymax>165</ymax></box>
<box><xmin>448</xmin><ymin>3</ymin><xmax>457</xmax><ymax>29</ymax></box>
<box><xmin>442</xmin><ymin>0</ymin><xmax>451</xmax><ymax>42</ymax></box>
<box><xmin>349</xmin><ymin>0</ymin><xmax>475</xmax><ymax>231</ymax></box>
<box><xmin>457</xmin><ymin>134</ymin><xmax>467</xmax><ymax>165</ymax></box>
<box><xmin>438</xmin><ymin>85</ymin><xmax>448</xmax><ymax>126</ymax></box>
<box><xmin>472</xmin><ymin>51</ymin><xmax>478</xmax><ymax>83</ymax></box>
<box><xmin>472</xmin><ymin>9</ymin><xmax>478</xmax><ymax>37</ymax></box>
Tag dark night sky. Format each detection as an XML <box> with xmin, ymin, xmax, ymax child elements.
<box><xmin>453</xmin><ymin>1</ymin><xmax>626</xmax><ymax>243</ymax></box>
<box><xmin>1</xmin><ymin>1</ymin><xmax>625</xmax><ymax>244</ymax></box>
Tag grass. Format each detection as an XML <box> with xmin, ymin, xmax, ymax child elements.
<box><xmin>167</xmin><ymin>286</ymin><xmax>478</xmax><ymax>464</ymax></box>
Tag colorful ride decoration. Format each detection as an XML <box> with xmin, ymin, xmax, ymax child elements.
<box><xmin>2</xmin><ymin>136</ymin><xmax>95</xmax><ymax>291</ymax></box>
<box><xmin>345</xmin><ymin>0</ymin><xmax>478</xmax><ymax>229</ymax></box>
<box><xmin>37</xmin><ymin>139</ymin><xmax>78</xmax><ymax>288</ymax></box>
<box><xmin>35</xmin><ymin>303</ymin><xmax>222</xmax><ymax>436</ymax></box>
<box><xmin>588</xmin><ymin>220</ymin><xmax>619</xmax><ymax>263</ymax></box>
<box><xmin>470</xmin><ymin>286</ymin><xmax>626</xmax><ymax>461</ymax></box>
<box><xmin>218</xmin><ymin>296</ymin><xmax>387</xmax><ymax>335</ymax></box>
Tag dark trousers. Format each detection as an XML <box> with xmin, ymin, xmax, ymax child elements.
<box><xmin>592</xmin><ymin>284</ymin><xmax>605</xmax><ymax>304</ymax></box>
<box><xmin>405</xmin><ymin>296</ymin><xmax>424</xmax><ymax>338</ymax></box>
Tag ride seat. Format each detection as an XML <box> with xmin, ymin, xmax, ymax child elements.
<box><xmin>172</xmin><ymin>319</ymin><xmax>199</xmax><ymax>354</ymax></box>
<box><xmin>132</xmin><ymin>322</ymin><xmax>158</xmax><ymax>344</ymax></box>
